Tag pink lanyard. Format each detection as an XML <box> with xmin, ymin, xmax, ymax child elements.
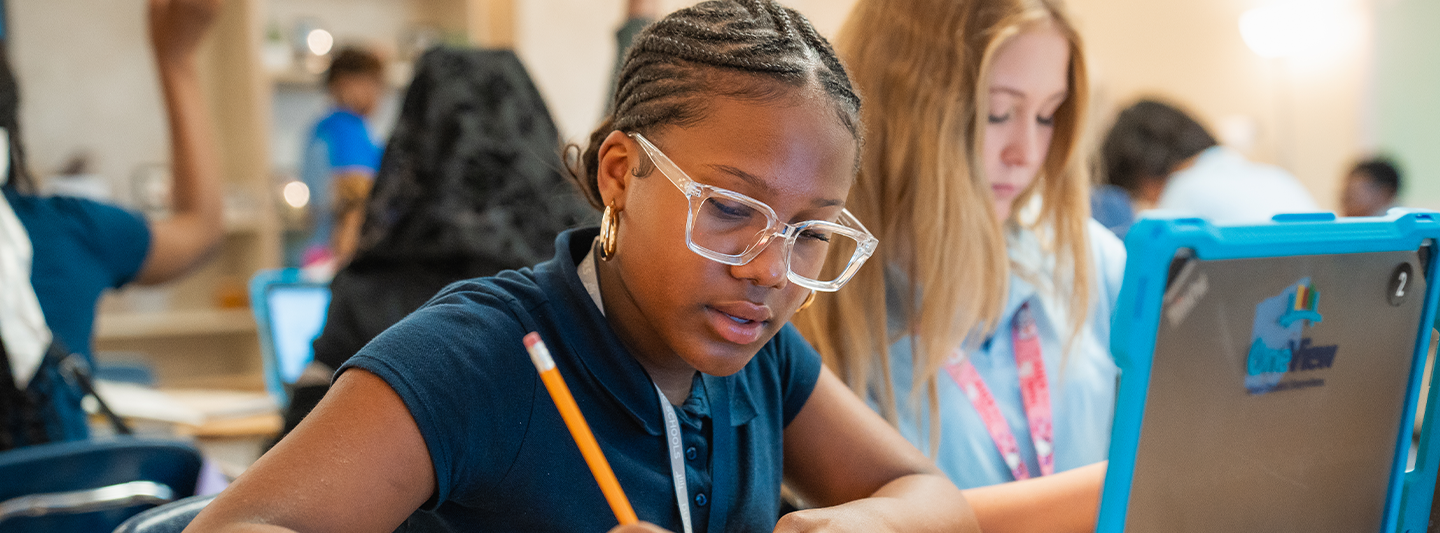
<box><xmin>943</xmin><ymin>302</ymin><xmax>1054</xmax><ymax>480</ymax></box>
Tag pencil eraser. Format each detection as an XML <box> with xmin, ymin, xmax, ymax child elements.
<box><xmin>523</xmin><ymin>332</ymin><xmax>555</xmax><ymax>372</ymax></box>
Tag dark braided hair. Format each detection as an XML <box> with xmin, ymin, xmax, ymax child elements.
<box><xmin>568</xmin><ymin>0</ymin><xmax>862</xmax><ymax>209</ymax></box>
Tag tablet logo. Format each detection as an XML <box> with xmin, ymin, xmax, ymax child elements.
<box><xmin>1245</xmin><ymin>278</ymin><xmax>1339</xmax><ymax>395</ymax></box>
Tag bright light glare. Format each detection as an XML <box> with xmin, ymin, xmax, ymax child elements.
<box><xmin>306</xmin><ymin>29</ymin><xmax>334</xmax><ymax>56</ymax></box>
<box><xmin>1239</xmin><ymin>0</ymin><xmax>1352</xmax><ymax>59</ymax></box>
<box><xmin>283</xmin><ymin>181</ymin><xmax>310</xmax><ymax>208</ymax></box>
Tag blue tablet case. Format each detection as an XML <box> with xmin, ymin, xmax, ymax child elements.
<box><xmin>1098</xmin><ymin>211</ymin><xmax>1440</xmax><ymax>533</ymax></box>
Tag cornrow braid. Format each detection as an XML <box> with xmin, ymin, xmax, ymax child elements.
<box><xmin>567</xmin><ymin>0</ymin><xmax>861</xmax><ymax>209</ymax></box>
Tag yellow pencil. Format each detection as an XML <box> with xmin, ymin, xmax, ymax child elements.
<box><xmin>523</xmin><ymin>332</ymin><xmax>639</xmax><ymax>526</ymax></box>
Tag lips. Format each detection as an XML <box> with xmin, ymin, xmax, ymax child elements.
<box><xmin>705</xmin><ymin>302</ymin><xmax>773</xmax><ymax>345</ymax></box>
<box><xmin>992</xmin><ymin>183</ymin><xmax>1019</xmax><ymax>197</ymax></box>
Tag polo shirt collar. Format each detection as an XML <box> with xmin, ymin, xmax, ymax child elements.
<box><xmin>533</xmin><ymin>228</ymin><xmax>759</xmax><ymax>435</ymax></box>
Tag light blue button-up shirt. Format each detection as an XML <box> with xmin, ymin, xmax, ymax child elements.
<box><xmin>887</xmin><ymin>219</ymin><xmax>1126</xmax><ymax>489</ymax></box>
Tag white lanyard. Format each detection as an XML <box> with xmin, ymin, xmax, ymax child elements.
<box><xmin>582</xmin><ymin>245</ymin><xmax>694</xmax><ymax>532</ymax></box>
<box><xmin>655</xmin><ymin>386</ymin><xmax>694</xmax><ymax>533</ymax></box>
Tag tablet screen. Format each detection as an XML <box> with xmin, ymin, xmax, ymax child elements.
<box><xmin>264</xmin><ymin>285</ymin><xmax>331</xmax><ymax>384</ymax></box>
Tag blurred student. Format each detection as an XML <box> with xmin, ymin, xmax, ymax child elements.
<box><xmin>1</xmin><ymin>0</ymin><xmax>223</xmax><ymax>448</ymax></box>
<box><xmin>796</xmin><ymin>0</ymin><xmax>1120</xmax><ymax>531</ymax></box>
<box><xmin>1101</xmin><ymin>99</ymin><xmax>1318</xmax><ymax>225</ymax></box>
<box><xmin>296</xmin><ymin>46</ymin><xmax>385</xmax><ymax>268</ymax></box>
<box><xmin>274</xmin><ymin>47</ymin><xmax>592</xmax><ymax>441</ymax></box>
<box><xmin>1340</xmin><ymin>157</ymin><xmax>1402</xmax><ymax>217</ymax></box>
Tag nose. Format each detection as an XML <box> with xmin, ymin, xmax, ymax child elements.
<box><xmin>1000</xmin><ymin>119</ymin><xmax>1040</xmax><ymax>168</ymax></box>
<box><xmin>730</xmin><ymin>235</ymin><xmax>789</xmax><ymax>289</ymax></box>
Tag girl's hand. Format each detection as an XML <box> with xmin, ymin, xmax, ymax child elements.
<box><xmin>148</xmin><ymin>0</ymin><xmax>222</xmax><ymax>64</ymax></box>
<box><xmin>608</xmin><ymin>522</ymin><xmax>674</xmax><ymax>533</ymax></box>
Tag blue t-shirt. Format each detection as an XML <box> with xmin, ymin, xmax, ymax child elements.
<box><xmin>5</xmin><ymin>187</ymin><xmax>151</xmax><ymax>440</ymax></box>
<box><xmin>299</xmin><ymin>109</ymin><xmax>380</xmax><ymax>254</ymax></box>
<box><xmin>339</xmin><ymin>228</ymin><xmax>823</xmax><ymax>532</ymax></box>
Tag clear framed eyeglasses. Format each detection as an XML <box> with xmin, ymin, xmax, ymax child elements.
<box><xmin>628</xmin><ymin>132</ymin><xmax>878</xmax><ymax>292</ymax></box>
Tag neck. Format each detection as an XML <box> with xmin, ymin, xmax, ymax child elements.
<box><xmin>594</xmin><ymin>252</ymin><xmax>695</xmax><ymax>405</ymax></box>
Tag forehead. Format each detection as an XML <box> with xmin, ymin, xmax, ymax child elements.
<box><xmin>988</xmin><ymin>23</ymin><xmax>1071</xmax><ymax>98</ymax></box>
<box><xmin>650</xmin><ymin>90</ymin><xmax>857</xmax><ymax>207</ymax></box>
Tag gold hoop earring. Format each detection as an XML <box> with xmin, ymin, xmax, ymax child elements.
<box><xmin>797</xmin><ymin>291</ymin><xmax>817</xmax><ymax>312</ymax></box>
<box><xmin>598</xmin><ymin>204</ymin><xmax>618</xmax><ymax>261</ymax></box>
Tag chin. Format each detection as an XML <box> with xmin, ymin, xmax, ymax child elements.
<box><xmin>682</xmin><ymin>331</ymin><xmax>775</xmax><ymax>377</ymax></box>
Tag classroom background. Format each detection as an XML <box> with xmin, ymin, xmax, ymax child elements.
<box><xmin>3</xmin><ymin>0</ymin><xmax>1437</xmax><ymax>491</ymax></box>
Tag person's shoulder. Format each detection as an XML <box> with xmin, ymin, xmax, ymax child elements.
<box><xmin>11</xmin><ymin>191</ymin><xmax>136</xmax><ymax>220</ymax></box>
<box><xmin>318</xmin><ymin>108</ymin><xmax>363</xmax><ymax>124</ymax></box>
<box><xmin>425</xmin><ymin>268</ymin><xmax>547</xmax><ymax>312</ymax></box>
<box><xmin>348</xmin><ymin>270</ymin><xmax>546</xmax><ymax>386</ymax></box>
<box><xmin>1085</xmin><ymin>218</ymin><xmax>1126</xmax><ymax>269</ymax></box>
<box><xmin>314</xmin><ymin>109</ymin><xmax>366</xmax><ymax>134</ymax></box>
<box><xmin>406</xmin><ymin>269</ymin><xmax>548</xmax><ymax>331</ymax></box>
<box><xmin>1083</xmin><ymin>218</ymin><xmax>1127</xmax><ymax>315</ymax></box>
<box><xmin>11</xmin><ymin>192</ymin><xmax>148</xmax><ymax>245</ymax></box>
<box><xmin>1246</xmin><ymin>162</ymin><xmax>1319</xmax><ymax>209</ymax></box>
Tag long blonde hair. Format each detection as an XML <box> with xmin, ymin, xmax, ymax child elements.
<box><xmin>794</xmin><ymin>0</ymin><xmax>1093</xmax><ymax>448</ymax></box>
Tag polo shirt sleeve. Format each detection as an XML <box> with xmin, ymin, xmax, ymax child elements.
<box><xmin>338</xmin><ymin>282</ymin><xmax>537</xmax><ymax>508</ymax></box>
<box><xmin>772</xmin><ymin>324</ymin><xmax>823</xmax><ymax>427</ymax></box>
<box><xmin>51</xmin><ymin>196</ymin><xmax>152</xmax><ymax>288</ymax></box>
<box><xmin>317</xmin><ymin>114</ymin><xmax>380</xmax><ymax>172</ymax></box>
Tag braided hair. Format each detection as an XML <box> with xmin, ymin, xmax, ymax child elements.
<box><xmin>568</xmin><ymin>0</ymin><xmax>861</xmax><ymax>208</ymax></box>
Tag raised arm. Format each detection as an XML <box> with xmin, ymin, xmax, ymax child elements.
<box><xmin>133</xmin><ymin>0</ymin><xmax>225</xmax><ymax>285</ymax></box>
<box><xmin>778</xmin><ymin>367</ymin><xmax>979</xmax><ymax>532</ymax></box>
<box><xmin>183</xmin><ymin>369</ymin><xmax>436</xmax><ymax>533</ymax></box>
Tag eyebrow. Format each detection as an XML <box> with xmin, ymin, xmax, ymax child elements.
<box><xmin>990</xmin><ymin>86</ymin><xmax>1069</xmax><ymax>103</ymax></box>
<box><xmin>705</xmin><ymin>164</ymin><xmax>846</xmax><ymax>208</ymax></box>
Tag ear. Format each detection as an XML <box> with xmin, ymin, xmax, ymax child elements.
<box><xmin>596</xmin><ymin>130</ymin><xmax>637</xmax><ymax>211</ymax></box>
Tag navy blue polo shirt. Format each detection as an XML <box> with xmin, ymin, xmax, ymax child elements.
<box><xmin>340</xmin><ymin>228</ymin><xmax>823</xmax><ymax>532</ymax></box>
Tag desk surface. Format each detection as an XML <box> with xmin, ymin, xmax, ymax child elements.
<box><xmin>176</xmin><ymin>413</ymin><xmax>282</xmax><ymax>439</ymax></box>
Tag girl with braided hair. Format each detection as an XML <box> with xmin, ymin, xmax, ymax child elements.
<box><xmin>189</xmin><ymin>2</ymin><xmax>977</xmax><ymax>532</ymax></box>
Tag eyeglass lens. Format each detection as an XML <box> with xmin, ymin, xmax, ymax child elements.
<box><xmin>692</xmin><ymin>196</ymin><xmax>860</xmax><ymax>283</ymax></box>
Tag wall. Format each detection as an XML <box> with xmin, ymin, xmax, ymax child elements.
<box><xmin>517</xmin><ymin>0</ymin><xmax>1368</xmax><ymax>212</ymax></box>
<box><xmin>515</xmin><ymin>0</ymin><xmax>858</xmax><ymax>146</ymax></box>
<box><xmin>9</xmin><ymin>0</ymin><xmax>166</xmax><ymax>204</ymax></box>
<box><xmin>10</xmin><ymin>0</ymin><xmax>1389</xmax><ymax>211</ymax></box>
<box><xmin>1068</xmin><ymin>0</ymin><xmax>1369</xmax><ymax>211</ymax></box>
<box><xmin>1373</xmin><ymin>0</ymin><xmax>1440</xmax><ymax>209</ymax></box>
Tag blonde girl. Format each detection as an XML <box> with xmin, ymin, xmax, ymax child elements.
<box><xmin>797</xmin><ymin>0</ymin><xmax>1125</xmax><ymax>529</ymax></box>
